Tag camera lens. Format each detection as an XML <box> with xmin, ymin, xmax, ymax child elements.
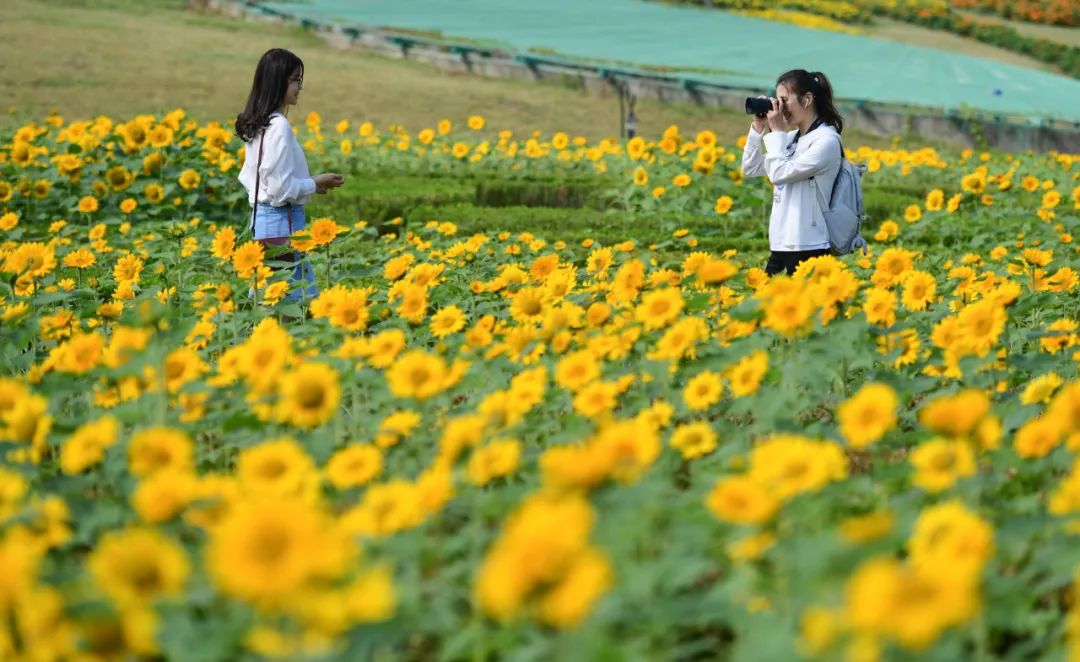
<box><xmin>745</xmin><ymin>97</ymin><xmax>771</xmax><ymax>117</ymax></box>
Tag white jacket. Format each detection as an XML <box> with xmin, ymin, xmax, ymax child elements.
<box><xmin>742</xmin><ymin>123</ymin><xmax>842</xmax><ymax>252</ymax></box>
<box><xmin>238</xmin><ymin>112</ymin><xmax>316</xmax><ymax>208</ymax></box>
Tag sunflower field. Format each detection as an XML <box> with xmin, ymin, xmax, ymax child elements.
<box><xmin>2</xmin><ymin>108</ymin><xmax>1080</xmax><ymax>660</ymax></box>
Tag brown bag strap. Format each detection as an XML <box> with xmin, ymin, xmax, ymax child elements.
<box><xmin>250</xmin><ymin>130</ymin><xmax>266</xmax><ymax>234</ymax></box>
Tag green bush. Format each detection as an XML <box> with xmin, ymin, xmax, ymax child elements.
<box><xmin>406</xmin><ymin>203</ymin><xmax>770</xmax><ymax>257</ymax></box>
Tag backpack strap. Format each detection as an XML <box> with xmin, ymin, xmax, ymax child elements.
<box><xmin>811</xmin><ymin>136</ymin><xmax>845</xmax><ymax>213</ymax></box>
<box><xmin>812</xmin><ymin>175</ymin><xmax>830</xmax><ymax>212</ymax></box>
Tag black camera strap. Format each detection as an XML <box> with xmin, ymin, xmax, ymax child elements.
<box><xmin>792</xmin><ymin>117</ymin><xmax>825</xmax><ymax>147</ymax></box>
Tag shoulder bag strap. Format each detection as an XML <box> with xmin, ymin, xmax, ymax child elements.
<box><xmin>250</xmin><ymin>130</ymin><xmax>266</xmax><ymax>234</ymax></box>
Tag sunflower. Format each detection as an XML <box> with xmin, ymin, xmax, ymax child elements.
<box><xmin>237</xmin><ymin>437</ymin><xmax>319</xmax><ymax>501</ymax></box>
<box><xmin>325</xmin><ymin>443</ymin><xmax>383</xmax><ymax>489</ymax></box>
<box><xmin>386</xmin><ymin>350</ymin><xmax>448</xmax><ymax>401</ymax></box>
<box><xmin>572</xmin><ymin>380</ymin><xmax>618</xmax><ymax>419</ymax></box>
<box><xmin>714</xmin><ymin>195</ymin><xmax>733</xmax><ymax>215</ymax></box>
<box><xmin>89</xmin><ymin>528</ymin><xmax>189</xmax><ymax>607</ymax></box>
<box><xmin>632</xmin><ymin>167</ymin><xmax>648</xmax><ymax>186</ymax></box>
<box><xmin>277</xmin><ymin>362</ymin><xmax>341</xmax><ymax>429</ymax></box>
<box><xmin>328</xmin><ymin>295</ymin><xmax>369</xmax><ymax>332</ymax></box>
<box><xmin>634</xmin><ymin>288</ymin><xmax>684</xmax><ymax>331</ymax></box>
<box><xmin>910</xmin><ymin>439</ymin><xmax>976</xmax><ymax>493</ymax></box>
<box><xmin>396</xmin><ymin>284</ymin><xmax>428</xmax><ymax>324</ymax></box>
<box><xmin>158</xmin><ymin>347</ymin><xmax>203</xmax><ymax>393</ymax></box>
<box><xmin>900</xmin><ymin>270</ymin><xmax>936</xmax><ymax>311</ymax></box>
<box><xmin>177</xmin><ymin>169</ymin><xmax>201</xmax><ymax>191</ymax></box>
<box><xmin>918</xmin><ymin>389</ymin><xmax>989</xmax><ymax>437</ymax></box>
<box><xmin>77</xmin><ymin>196</ymin><xmax>99</xmax><ymax>214</ymax></box>
<box><xmin>148</xmin><ymin>124</ymin><xmax>174</xmax><ymax>148</ymax></box>
<box><xmin>60</xmin><ymin>415</ymin><xmax>119</xmax><ymax>475</ymax></box>
<box><xmin>467</xmin><ymin>115</ymin><xmax>485</xmax><ymax>130</ymax></box>
<box><xmin>105</xmin><ymin>166</ymin><xmax>133</xmax><ymax>191</ymax></box>
<box><xmin>669</xmin><ymin>422</ymin><xmax>717</xmax><ymax>460</ymax></box>
<box><xmin>862</xmin><ymin>287</ymin><xmax>897</xmax><ymax>328</ymax></box>
<box><xmin>510</xmin><ymin>287</ymin><xmax>548</xmax><ymax>325</ymax></box>
<box><xmin>954</xmin><ymin>299</ymin><xmax>1006</xmax><ymax>356</ymax></box>
<box><xmin>363</xmin><ymin>329</ymin><xmax>406</xmax><ymax>369</ymax></box>
<box><xmin>142</xmin><ymin>151</ymin><xmax>164</xmax><ymax>175</ymax></box>
<box><xmin>467</xmin><ymin>438</ymin><xmax>522</xmax><ymax>486</ymax></box>
<box><xmin>555</xmin><ymin>350</ymin><xmax>600</xmax><ymax>392</ymax></box>
<box><xmin>761</xmin><ymin>290</ymin><xmax>815</xmax><ymax>337</ymax></box>
<box><xmin>120</xmin><ymin>121</ymin><xmax>149</xmax><ymax>150</ymax></box>
<box><xmin>119</xmin><ymin>198</ymin><xmax>137</xmax><ymax>214</ymax></box>
<box><xmin>112</xmin><ymin>254</ymin><xmax>144</xmax><ymax>283</ymax></box>
<box><xmin>207</xmin><ymin>499</ymin><xmax>348</xmax><ymax>607</ymax></box>
<box><xmin>960</xmin><ymin>172</ymin><xmax>986</xmax><ymax>194</ymax></box>
<box><xmin>309</xmin><ymin>218</ymin><xmax>346</xmax><ymax>246</ymax></box>
<box><xmin>31</xmin><ymin>179</ymin><xmax>51</xmax><ymax>199</ymax></box>
<box><xmin>724</xmin><ymin>350</ymin><xmax>768</xmax><ymax>397</ymax></box>
<box><xmin>0</xmin><ymin>211</ymin><xmax>21</xmax><ymax>232</ymax></box>
<box><xmin>4</xmin><ymin>242</ymin><xmax>57</xmax><ymax>278</ymax></box>
<box><xmin>683</xmin><ymin>371</ymin><xmax>722</xmax><ymax>411</ymax></box>
<box><xmin>924</xmin><ymin>189</ymin><xmax>944</xmax><ymax>211</ymax></box>
<box><xmin>1019</xmin><ymin>369</ymin><xmax>1062</xmax><ymax>406</ymax></box>
<box><xmin>672</xmin><ymin>173</ymin><xmax>692</xmax><ymax>187</ymax></box>
<box><xmin>211</xmin><ymin>227</ymin><xmax>236</xmax><ymax>261</ymax></box>
<box><xmin>430</xmin><ymin>305</ymin><xmax>466</xmax><ymax>338</ymax></box>
<box><xmin>837</xmin><ymin>383</ymin><xmax>898</xmax><ymax>448</ymax></box>
<box><xmin>144</xmin><ymin>183</ymin><xmax>165</xmax><ymax>204</ymax></box>
<box><xmin>705</xmin><ymin>475</ymin><xmax>778</xmax><ymax>525</ymax></box>
<box><xmin>128</xmin><ymin>426</ymin><xmax>194</xmax><ymax>477</ymax></box>
<box><xmin>232</xmin><ymin>241</ymin><xmax>264</xmax><ymax>279</ymax></box>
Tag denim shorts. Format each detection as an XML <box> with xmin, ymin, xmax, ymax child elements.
<box><xmin>251</xmin><ymin>203</ymin><xmax>306</xmax><ymax>240</ymax></box>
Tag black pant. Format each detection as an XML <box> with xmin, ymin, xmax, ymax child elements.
<box><xmin>764</xmin><ymin>248</ymin><xmax>831</xmax><ymax>276</ymax></box>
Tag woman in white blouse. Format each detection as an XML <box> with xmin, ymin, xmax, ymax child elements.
<box><xmin>235</xmin><ymin>48</ymin><xmax>344</xmax><ymax>302</ymax></box>
<box><xmin>741</xmin><ymin>69</ymin><xmax>844</xmax><ymax>277</ymax></box>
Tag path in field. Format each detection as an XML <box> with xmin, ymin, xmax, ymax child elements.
<box><xmin>265</xmin><ymin>0</ymin><xmax>1080</xmax><ymax>122</ymax></box>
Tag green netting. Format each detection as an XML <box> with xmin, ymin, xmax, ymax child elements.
<box><xmin>264</xmin><ymin>0</ymin><xmax>1080</xmax><ymax>123</ymax></box>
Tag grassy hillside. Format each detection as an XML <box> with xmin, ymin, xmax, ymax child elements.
<box><xmin>0</xmin><ymin>0</ymin><xmax>967</xmax><ymax>148</ymax></box>
<box><xmin>0</xmin><ymin>0</ymin><xmax>770</xmax><ymax>142</ymax></box>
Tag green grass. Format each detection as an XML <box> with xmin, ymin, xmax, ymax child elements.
<box><xmin>863</xmin><ymin>16</ymin><xmax>1066</xmax><ymax>75</ymax></box>
<box><xmin>0</xmin><ymin>0</ymin><xmax>932</xmax><ymax>149</ymax></box>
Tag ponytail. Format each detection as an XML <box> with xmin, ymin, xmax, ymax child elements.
<box><xmin>776</xmin><ymin>69</ymin><xmax>844</xmax><ymax>135</ymax></box>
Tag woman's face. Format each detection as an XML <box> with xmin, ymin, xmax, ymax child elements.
<box><xmin>283</xmin><ymin>68</ymin><xmax>303</xmax><ymax>107</ymax></box>
<box><xmin>775</xmin><ymin>82</ymin><xmax>811</xmax><ymax>127</ymax></box>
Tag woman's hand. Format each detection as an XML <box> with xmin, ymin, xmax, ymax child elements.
<box><xmin>766</xmin><ymin>98</ymin><xmax>787</xmax><ymax>133</ymax></box>
<box><xmin>751</xmin><ymin>95</ymin><xmax>769</xmax><ymax>134</ymax></box>
<box><xmin>314</xmin><ymin>173</ymin><xmax>345</xmax><ymax>194</ymax></box>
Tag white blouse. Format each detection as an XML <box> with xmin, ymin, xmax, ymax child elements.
<box><xmin>742</xmin><ymin>123</ymin><xmax>842</xmax><ymax>252</ymax></box>
<box><xmin>238</xmin><ymin>112</ymin><xmax>316</xmax><ymax>208</ymax></box>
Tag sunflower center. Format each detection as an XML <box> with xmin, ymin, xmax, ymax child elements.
<box><xmin>126</xmin><ymin>559</ymin><xmax>164</xmax><ymax>595</ymax></box>
<box><xmin>929</xmin><ymin>449</ymin><xmax>956</xmax><ymax>472</ymax></box>
<box><xmin>250</xmin><ymin>525</ymin><xmax>291</xmax><ymax>566</ymax></box>
<box><xmin>296</xmin><ymin>381</ymin><xmax>325</xmax><ymax>410</ymax></box>
<box><xmin>257</xmin><ymin>459</ymin><xmax>288</xmax><ymax>480</ymax></box>
<box><xmin>409</xmin><ymin>367</ymin><xmax>431</xmax><ymax>388</ymax></box>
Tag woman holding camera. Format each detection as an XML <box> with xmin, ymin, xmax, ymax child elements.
<box><xmin>741</xmin><ymin>69</ymin><xmax>844</xmax><ymax>276</ymax></box>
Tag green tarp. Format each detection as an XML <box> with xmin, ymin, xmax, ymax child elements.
<box><xmin>265</xmin><ymin>0</ymin><xmax>1080</xmax><ymax>123</ymax></box>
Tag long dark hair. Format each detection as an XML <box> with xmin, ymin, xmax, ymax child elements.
<box><xmin>776</xmin><ymin>69</ymin><xmax>844</xmax><ymax>135</ymax></box>
<box><xmin>235</xmin><ymin>48</ymin><xmax>304</xmax><ymax>142</ymax></box>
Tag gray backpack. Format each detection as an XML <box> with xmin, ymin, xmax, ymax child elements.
<box><xmin>812</xmin><ymin>143</ymin><xmax>868</xmax><ymax>256</ymax></box>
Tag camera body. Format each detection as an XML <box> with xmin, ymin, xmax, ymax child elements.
<box><xmin>745</xmin><ymin>97</ymin><xmax>774</xmax><ymax>118</ymax></box>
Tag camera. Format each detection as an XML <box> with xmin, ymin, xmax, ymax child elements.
<box><xmin>745</xmin><ymin>97</ymin><xmax>774</xmax><ymax>118</ymax></box>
